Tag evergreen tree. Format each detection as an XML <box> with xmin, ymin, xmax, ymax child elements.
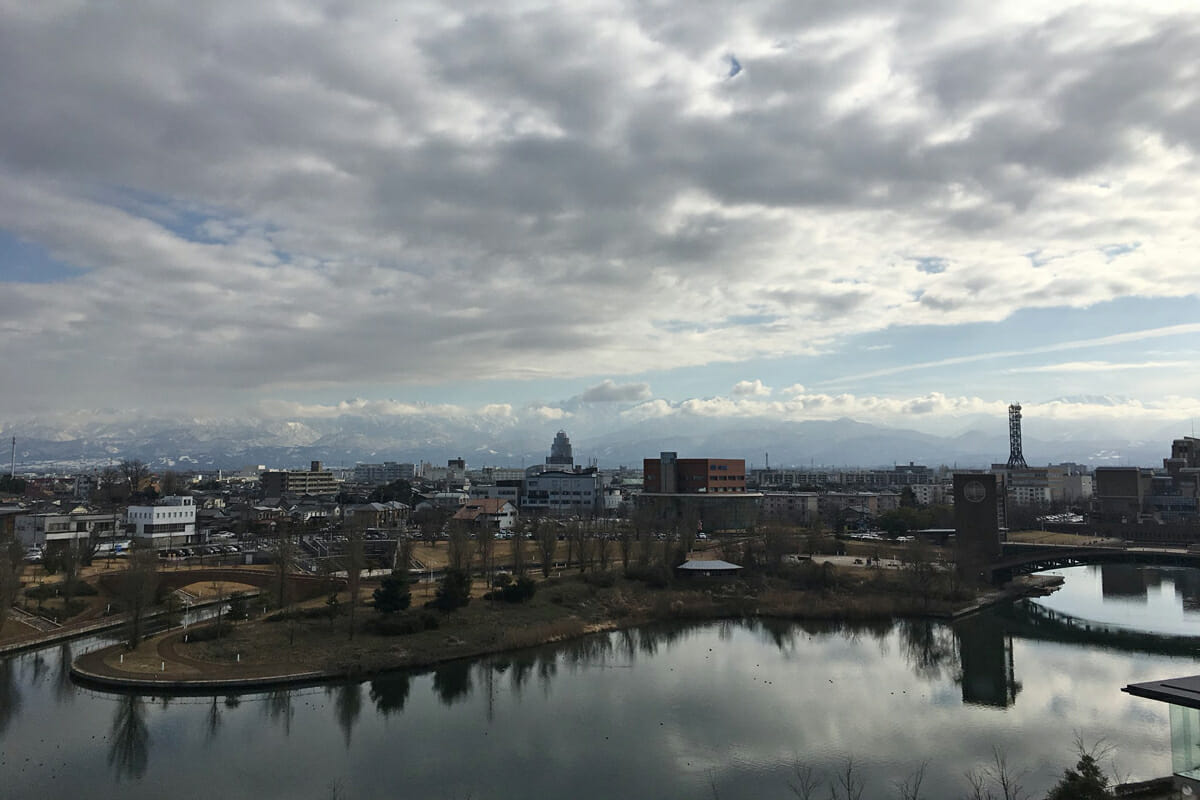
<box><xmin>432</xmin><ymin>568</ymin><xmax>472</xmax><ymax>611</ymax></box>
<box><xmin>1045</xmin><ymin>752</ymin><xmax>1113</xmax><ymax>800</ymax></box>
<box><xmin>372</xmin><ymin>572</ymin><xmax>412</xmax><ymax>614</ymax></box>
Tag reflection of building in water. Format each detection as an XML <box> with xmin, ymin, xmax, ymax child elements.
<box><xmin>955</xmin><ymin>613</ymin><xmax>1020</xmax><ymax>708</ymax></box>
<box><xmin>1171</xmin><ymin>568</ymin><xmax>1200</xmax><ymax>613</ymax></box>
<box><xmin>1100</xmin><ymin>564</ymin><xmax>1149</xmax><ymax>602</ymax></box>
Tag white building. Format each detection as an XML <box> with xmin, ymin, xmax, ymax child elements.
<box><xmin>127</xmin><ymin>495</ymin><xmax>197</xmax><ymax>547</ymax></box>
<box><xmin>16</xmin><ymin>511</ymin><xmax>123</xmax><ymax>548</ymax></box>
<box><xmin>522</xmin><ymin>470</ymin><xmax>601</xmax><ymax>516</ymax></box>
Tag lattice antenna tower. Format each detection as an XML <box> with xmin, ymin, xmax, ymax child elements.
<box><xmin>1006</xmin><ymin>403</ymin><xmax>1028</xmax><ymax>469</ymax></box>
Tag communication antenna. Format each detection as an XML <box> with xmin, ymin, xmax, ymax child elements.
<box><xmin>1006</xmin><ymin>404</ymin><xmax>1028</xmax><ymax>469</ymax></box>
<box><xmin>9</xmin><ymin>435</ymin><xmax>14</xmax><ymax>478</ymax></box>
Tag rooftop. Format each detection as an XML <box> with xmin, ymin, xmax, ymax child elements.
<box><xmin>1124</xmin><ymin>674</ymin><xmax>1200</xmax><ymax>710</ymax></box>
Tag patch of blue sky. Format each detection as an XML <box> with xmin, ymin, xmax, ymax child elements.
<box><xmin>282</xmin><ymin>296</ymin><xmax>1198</xmax><ymax>414</ymax></box>
<box><xmin>102</xmin><ymin>185</ymin><xmax>247</xmax><ymax>245</ymax></box>
<box><xmin>910</xmin><ymin>256</ymin><xmax>947</xmax><ymax>274</ymax></box>
<box><xmin>0</xmin><ymin>230</ymin><xmax>83</xmax><ymax>283</ymax></box>
<box><xmin>816</xmin><ymin>295</ymin><xmax>1200</xmax><ymax>396</ymax></box>
<box><xmin>1099</xmin><ymin>241</ymin><xmax>1140</xmax><ymax>262</ymax></box>
<box><xmin>653</xmin><ymin>312</ymin><xmax>781</xmax><ymax>334</ymax></box>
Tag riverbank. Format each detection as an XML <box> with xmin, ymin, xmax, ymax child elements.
<box><xmin>69</xmin><ymin>567</ymin><xmax>1061</xmax><ymax>693</ymax></box>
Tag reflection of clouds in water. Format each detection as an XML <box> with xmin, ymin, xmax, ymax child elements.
<box><xmin>0</xmin><ymin>591</ymin><xmax>1185</xmax><ymax>800</ymax></box>
<box><xmin>1036</xmin><ymin>566</ymin><xmax>1200</xmax><ymax>636</ymax></box>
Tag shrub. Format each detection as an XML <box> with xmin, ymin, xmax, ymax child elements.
<box><xmin>582</xmin><ymin>570</ymin><xmax>616</xmax><ymax>589</ymax></box>
<box><xmin>430</xmin><ymin>568</ymin><xmax>472</xmax><ymax>611</ymax></box>
<box><xmin>25</xmin><ymin>580</ymin><xmax>98</xmax><ymax>600</ymax></box>
<box><xmin>226</xmin><ymin>591</ymin><xmax>249</xmax><ymax>621</ymax></box>
<box><xmin>264</xmin><ymin>605</ymin><xmax>338</xmax><ymax>623</ymax></box>
<box><xmin>625</xmin><ymin>563</ymin><xmax>671</xmax><ymax>589</ymax></box>
<box><xmin>183</xmin><ymin>622</ymin><xmax>228</xmax><ymax>642</ymax></box>
<box><xmin>500</xmin><ymin>576</ymin><xmax>538</xmax><ymax>603</ymax></box>
<box><xmin>366</xmin><ymin>610</ymin><xmax>440</xmax><ymax>636</ymax></box>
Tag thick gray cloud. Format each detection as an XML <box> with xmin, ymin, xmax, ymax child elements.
<box><xmin>0</xmin><ymin>0</ymin><xmax>1198</xmax><ymax>417</ymax></box>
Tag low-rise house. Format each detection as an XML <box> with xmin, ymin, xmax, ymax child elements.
<box><xmin>452</xmin><ymin>498</ymin><xmax>517</xmax><ymax>532</ymax></box>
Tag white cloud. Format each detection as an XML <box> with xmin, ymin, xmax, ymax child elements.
<box><xmin>579</xmin><ymin>380</ymin><xmax>652</xmax><ymax>403</ymax></box>
<box><xmin>528</xmin><ymin>405</ymin><xmax>571</xmax><ymax>421</ymax></box>
<box><xmin>0</xmin><ymin>2</ymin><xmax>1199</xmax><ymax>416</ymax></box>
<box><xmin>731</xmin><ymin>379</ymin><xmax>772</xmax><ymax>397</ymax></box>
<box><xmin>1008</xmin><ymin>360</ymin><xmax>1192</xmax><ymax>373</ymax></box>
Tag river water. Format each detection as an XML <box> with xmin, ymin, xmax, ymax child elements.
<box><xmin>2</xmin><ymin>564</ymin><xmax>1199</xmax><ymax>800</ymax></box>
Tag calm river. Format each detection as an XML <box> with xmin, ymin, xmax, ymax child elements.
<box><xmin>2</xmin><ymin>563</ymin><xmax>1199</xmax><ymax>800</ymax></box>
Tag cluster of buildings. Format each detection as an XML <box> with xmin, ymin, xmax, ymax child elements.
<box><xmin>4</xmin><ymin>423</ymin><xmax>1200</xmax><ymax>556</ymax></box>
<box><xmin>1091</xmin><ymin>437</ymin><xmax>1200</xmax><ymax>524</ymax></box>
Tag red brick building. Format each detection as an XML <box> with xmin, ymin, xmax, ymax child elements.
<box><xmin>643</xmin><ymin>452</ymin><xmax>747</xmax><ymax>494</ymax></box>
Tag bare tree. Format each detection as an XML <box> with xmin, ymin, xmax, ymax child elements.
<box><xmin>536</xmin><ymin>520</ymin><xmax>557</xmax><ymax>578</ymax></box>
<box><xmin>395</xmin><ymin>533</ymin><xmax>414</xmax><ymax>575</ymax></box>
<box><xmin>563</xmin><ymin>521</ymin><xmax>576</xmax><ymax>571</ymax></box>
<box><xmin>446</xmin><ymin>521</ymin><xmax>472</xmax><ymax>573</ymax></box>
<box><xmin>617</xmin><ymin>523</ymin><xmax>634</xmax><ymax>572</ymax></box>
<box><xmin>895</xmin><ymin>762</ymin><xmax>927</xmax><ymax>800</ymax></box>
<box><xmin>762</xmin><ymin>521</ymin><xmax>790</xmax><ymax>573</ymax></box>
<box><xmin>574</xmin><ymin>520</ymin><xmax>594</xmax><ymax>573</ymax></box>
<box><xmin>787</xmin><ymin>762</ymin><xmax>822</xmax><ymax>800</ymax></box>
<box><xmin>510</xmin><ymin>523</ymin><xmax>527</xmax><ymax>577</ymax></box>
<box><xmin>963</xmin><ymin>749</ymin><xmax>1029</xmax><ymax>800</ymax></box>
<box><xmin>119</xmin><ymin>460</ymin><xmax>151</xmax><ymax>497</ymax></box>
<box><xmin>342</xmin><ymin>525</ymin><xmax>365</xmax><ymax>641</ymax></box>
<box><xmin>122</xmin><ymin>547</ymin><xmax>160</xmax><ymax>649</ymax></box>
<box><xmin>596</xmin><ymin>523</ymin><xmax>612</xmax><ymax>571</ymax></box>
<box><xmin>210</xmin><ymin>577</ymin><xmax>226</xmax><ymax>637</ymax></box>
<box><xmin>271</xmin><ymin>517</ymin><xmax>296</xmax><ymax>608</ymax></box>
<box><xmin>834</xmin><ymin>757</ymin><xmax>865</xmax><ymax>800</ymax></box>
<box><xmin>0</xmin><ymin>538</ymin><xmax>23</xmax><ymax>634</ymax></box>
<box><xmin>476</xmin><ymin>526</ymin><xmax>496</xmax><ymax>589</ymax></box>
<box><xmin>160</xmin><ymin>470</ymin><xmax>183</xmax><ymax>496</ymax></box>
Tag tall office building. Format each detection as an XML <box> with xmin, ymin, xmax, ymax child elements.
<box><xmin>547</xmin><ymin>430</ymin><xmax>574</xmax><ymax>468</ymax></box>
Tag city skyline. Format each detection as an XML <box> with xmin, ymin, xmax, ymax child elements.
<box><xmin>1</xmin><ymin>1</ymin><xmax>1198</xmax><ymax>440</ymax></box>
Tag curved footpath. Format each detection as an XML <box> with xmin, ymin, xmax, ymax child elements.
<box><xmin>69</xmin><ymin>576</ymin><xmax>1061</xmax><ymax>694</ymax></box>
<box><xmin>71</xmin><ymin>642</ymin><xmax>331</xmax><ymax>693</ymax></box>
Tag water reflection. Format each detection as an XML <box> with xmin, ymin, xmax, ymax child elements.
<box><xmin>954</xmin><ymin>613</ymin><xmax>1020</xmax><ymax>708</ymax></box>
<box><xmin>2</xmin><ymin>562</ymin><xmax>1196</xmax><ymax>800</ymax></box>
<box><xmin>0</xmin><ymin>657</ymin><xmax>19</xmax><ymax>736</ymax></box>
<box><xmin>897</xmin><ymin>619</ymin><xmax>959</xmax><ymax>683</ymax></box>
<box><xmin>203</xmin><ymin>696</ymin><xmax>222</xmax><ymax>743</ymax></box>
<box><xmin>264</xmin><ymin>689</ymin><xmax>295</xmax><ymax>734</ymax></box>
<box><xmin>332</xmin><ymin>682</ymin><xmax>362</xmax><ymax>746</ymax></box>
<box><xmin>53</xmin><ymin>643</ymin><xmax>74</xmax><ymax>705</ymax></box>
<box><xmin>1036</xmin><ymin>564</ymin><xmax>1200</xmax><ymax>637</ymax></box>
<box><xmin>369</xmin><ymin>672</ymin><xmax>411</xmax><ymax>716</ymax></box>
<box><xmin>1102</xmin><ymin>564</ymin><xmax>1149</xmax><ymax>601</ymax></box>
<box><xmin>432</xmin><ymin>660</ymin><xmax>473</xmax><ymax>706</ymax></box>
<box><xmin>108</xmin><ymin>695</ymin><xmax>149</xmax><ymax>781</ymax></box>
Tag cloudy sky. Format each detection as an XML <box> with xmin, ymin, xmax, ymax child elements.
<box><xmin>1</xmin><ymin>0</ymin><xmax>1198</xmax><ymax>440</ymax></box>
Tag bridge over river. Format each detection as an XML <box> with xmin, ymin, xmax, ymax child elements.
<box><xmin>989</xmin><ymin>541</ymin><xmax>1200</xmax><ymax>584</ymax></box>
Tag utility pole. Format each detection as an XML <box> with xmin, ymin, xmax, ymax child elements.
<box><xmin>9</xmin><ymin>435</ymin><xmax>14</xmax><ymax>478</ymax></box>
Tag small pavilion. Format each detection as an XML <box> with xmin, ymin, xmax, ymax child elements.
<box><xmin>1124</xmin><ymin>674</ymin><xmax>1200</xmax><ymax>794</ymax></box>
<box><xmin>675</xmin><ymin>559</ymin><xmax>742</xmax><ymax>579</ymax></box>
